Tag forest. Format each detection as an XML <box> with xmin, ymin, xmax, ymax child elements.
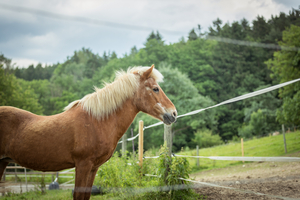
<box><xmin>1</xmin><ymin>7</ymin><xmax>300</xmax><ymax>152</ymax></box>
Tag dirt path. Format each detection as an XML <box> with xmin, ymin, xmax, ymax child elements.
<box><xmin>190</xmin><ymin>152</ymin><xmax>300</xmax><ymax>199</ymax></box>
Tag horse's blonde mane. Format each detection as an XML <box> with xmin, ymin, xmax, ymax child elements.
<box><xmin>64</xmin><ymin>66</ymin><xmax>163</xmax><ymax>119</ymax></box>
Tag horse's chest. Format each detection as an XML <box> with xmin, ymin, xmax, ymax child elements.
<box><xmin>93</xmin><ymin>145</ymin><xmax>115</xmax><ymax>166</ymax></box>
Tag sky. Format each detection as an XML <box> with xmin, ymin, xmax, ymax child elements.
<box><xmin>0</xmin><ymin>0</ymin><xmax>299</xmax><ymax>68</ymax></box>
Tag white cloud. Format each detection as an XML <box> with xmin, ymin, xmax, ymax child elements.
<box><xmin>0</xmin><ymin>0</ymin><xmax>297</xmax><ymax>67</ymax></box>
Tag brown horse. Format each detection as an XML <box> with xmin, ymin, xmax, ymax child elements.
<box><xmin>0</xmin><ymin>65</ymin><xmax>177</xmax><ymax>200</ymax></box>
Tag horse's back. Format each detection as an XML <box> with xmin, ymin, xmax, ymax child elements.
<box><xmin>0</xmin><ymin>106</ymin><xmax>36</xmax><ymax>156</ymax></box>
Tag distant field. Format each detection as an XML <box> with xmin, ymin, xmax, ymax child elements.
<box><xmin>177</xmin><ymin>131</ymin><xmax>300</xmax><ymax>172</ymax></box>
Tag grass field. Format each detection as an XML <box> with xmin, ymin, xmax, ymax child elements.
<box><xmin>177</xmin><ymin>131</ymin><xmax>300</xmax><ymax>172</ymax></box>
<box><xmin>1</xmin><ymin>131</ymin><xmax>299</xmax><ymax>200</ymax></box>
<box><xmin>0</xmin><ymin>189</ymin><xmax>121</xmax><ymax>200</ymax></box>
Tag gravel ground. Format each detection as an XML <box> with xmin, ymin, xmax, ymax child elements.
<box><xmin>191</xmin><ymin>151</ymin><xmax>300</xmax><ymax>199</ymax></box>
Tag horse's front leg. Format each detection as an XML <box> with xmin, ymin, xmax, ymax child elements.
<box><xmin>74</xmin><ymin>161</ymin><xmax>93</xmax><ymax>200</ymax></box>
<box><xmin>0</xmin><ymin>160</ymin><xmax>9</xmax><ymax>181</ymax></box>
<box><xmin>83</xmin><ymin>167</ymin><xmax>99</xmax><ymax>200</ymax></box>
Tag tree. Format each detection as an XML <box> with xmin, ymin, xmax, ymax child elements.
<box><xmin>266</xmin><ymin>25</ymin><xmax>300</xmax><ymax>126</ymax></box>
<box><xmin>209</xmin><ymin>18</ymin><xmax>222</xmax><ymax>36</ymax></box>
<box><xmin>0</xmin><ymin>56</ymin><xmax>43</xmax><ymax>114</ymax></box>
<box><xmin>147</xmin><ymin>31</ymin><xmax>157</xmax><ymax>41</ymax></box>
<box><xmin>110</xmin><ymin>51</ymin><xmax>117</xmax><ymax>60</ymax></box>
<box><xmin>188</xmin><ymin>29</ymin><xmax>198</xmax><ymax>41</ymax></box>
<box><xmin>146</xmin><ymin>31</ymin><xmax>162</xmax><ymax>42</ymax></box>
<box><xmin>252</xmin><ymin>16</ymin><xmax>270</xmax><ymax>41</ymax></box>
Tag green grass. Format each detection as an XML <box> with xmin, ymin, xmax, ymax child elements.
<box><xmin>178</xmin><ymin>131</ymin><xmax>300</xmax><ymax>172</ymax></box>
<box><xmin>0</xmin><ymin>189</ymin><xmax>72</xmax><ymax>200</ymax></box>
<box><xmin>0</xmin><ymin>189</ymin><xmax>134</xmax><ymax>200</ymax></box>
<box><xmin>2</xmin><ymin>131</ymin><xmax>299</xmax><ymax>200</ymax></box>
<box><xmin>0</xmin><ymin>189</ymin><xmax>204</xmax><ymax>200</ymax></box>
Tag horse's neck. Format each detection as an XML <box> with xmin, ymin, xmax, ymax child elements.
<box><xmin>100</xmin><ymin>98</ymin><xmax>139</xmax><ymax>142</ymax></box>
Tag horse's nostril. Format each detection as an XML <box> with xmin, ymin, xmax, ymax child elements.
<box><xmin>172</xmin><ymin>112</ymin><xmax>177</xmax><ymax>117</ymax></box>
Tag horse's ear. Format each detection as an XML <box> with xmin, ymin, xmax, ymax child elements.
<box><xmin>142</xmin><ymin>64</ymin><xmax>154</xmax><ymax>79</ymax></box>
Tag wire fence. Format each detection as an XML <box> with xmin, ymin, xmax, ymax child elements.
<box><xmin>119</xmin><ymin>78</ymin><xmax>300</xmax><ymax>143</ymax></box>
<box><xmin>1</xmin><ymin>3</ymin><xmax>300</xmax><ymax>53</ymax></box>
<box><xmin>1</xmin><ymin>3</ymin><xmax>300</xmax><ymax>199</ymax></box>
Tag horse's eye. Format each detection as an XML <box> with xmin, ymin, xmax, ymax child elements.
<box><xmin>153</xmin><ymin>87</ymin><xmax>159</xmax><ymax>93</ymax></box>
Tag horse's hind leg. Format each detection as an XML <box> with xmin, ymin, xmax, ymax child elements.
<box><xmin>0</xmin><ymin>160</ymin><xmax>9</xmax><ymax>181</ymax></box>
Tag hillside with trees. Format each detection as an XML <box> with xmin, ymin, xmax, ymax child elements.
<box><xmin>1</xmin><ymin>7</ymin><xmax>299</xmax><ymax>151</ymax></box>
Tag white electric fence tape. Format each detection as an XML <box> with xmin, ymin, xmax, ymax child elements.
<box><xmin>174</xmin><ymin>155</ymin><xmax>300</xmax><ymax>162</ymax></box>
<box><xmin>144</xmin><ymin>154</ymin><xmax>300</xmax><ymax>162</ymax></box>
<box><xmin>121</xmin><ymin>77</ymin><xmax>300</xmax><ymax>143</ymax></box>
<box><xmin>179</xmin><ymin>178</ymin><xmax>299</xmax><ymax>200</ymax></box>
<box><xmin>144</xmin><ymin>77</ymin><xmax>300</xmax><ymax>130</ymax></box>
<box><xmin>143</xmin><ymin>174</ymin><xmax>298</xmax><ymax>200</ymax></box>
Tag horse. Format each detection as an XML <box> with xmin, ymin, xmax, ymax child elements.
<box><xmin>0</xmin><ymin>65</ymin><xmax>177</xmax><ymax>200</ymax></box>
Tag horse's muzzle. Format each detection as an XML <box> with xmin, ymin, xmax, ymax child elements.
<box><xmin>163</xmin><ymin>112</ymin><xmax>177</xmax><ymax>125</ymax></box>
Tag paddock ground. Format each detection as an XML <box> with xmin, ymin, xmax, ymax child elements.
<box><xmin>192</xmin><ymin>151</ymin><xmax>300</xmax><ymax>199</ymax></box>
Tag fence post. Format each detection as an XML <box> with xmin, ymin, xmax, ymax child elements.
<box><xmin>282</xmin><ymin>124</ymin><xmax>287</xmax><ymax>153</ymax></box>
<box><xmin>56</xmin><ymin>172</ymin><xmax>59</xmax><ymax>182</ymax></box>
<box><xmin>164</xmin><ymin>124</ymin><xmax>172</xmax><ymax>157</ymax></box>
<box><xmin>196</xmin><ymin>145</ymin><xmax>199</xmax><ymax>167</ymax></box>
<box><xmin>1</xmin><ymin>168</ymin><xmax>5</xmax><ymax>197</ymax></box>
<box><xmin>241</xmin><ymin>138</ymin><xmax>244</xmax><ymax>163</ymax></box>
<box><xmin>122</xmin><ymin>133</ymin><xmax>127</xmax><ymax>157</ymax></box>
<box><xmin>14</xmin><ymin>163</ymin><xmax>17</xmax><ymax>182</ymax></box>
<box><xmin>139</xmin><ymin>120</ymin><xmax>144</xmax><ymax>167</ymax></box>
<box><xmin>25</xmin><ymin>168</ymin><xmax>28</xmax><ymax>192</ymax></box>
<box><xmin>131</xmin><ymin>128</ymin><xmax>135</xmax><ymax>157</ymax></box>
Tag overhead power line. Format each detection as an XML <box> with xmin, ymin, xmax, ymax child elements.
<box><xmin>206</xmin><ymin>36</ymin><xmax>300</xmax><ymax>52</ymax></box>
<box><xmin>0</xmin><ymin>3</ymin><xmax>184</xmax><ymax>35</ymax></box>
<box><xmin>1</xmin><ymin>3</ymin><xmax>300</xmax><ymax>51</ymax></box>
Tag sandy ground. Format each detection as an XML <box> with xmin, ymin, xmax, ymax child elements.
<box><xmin>191</xmin><ymin>151</ymin><xmax>300</xmax><ymax>199</ymax></box>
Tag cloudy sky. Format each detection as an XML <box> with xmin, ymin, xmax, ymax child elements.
<box><xmin>0</xmin><ymin>0</ymin><xmax>299</xmax><ymax>68</ymax></box>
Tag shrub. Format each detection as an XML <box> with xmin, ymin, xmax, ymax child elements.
<box><xmin>238</xmin><ymin>124</ymin><xmax>255</xmax><ymax>139</ymax></box>
<box><xmin>153</xmin><ymin>143</ymin><xmax>200</xmax><ymax>200</ymax></box>
<box><xmin>94</xmin><ymin>151</ymin><xmax>158</xmax><ymax>199</ymax></box>
<box><xmin>94</xmin><ymin>146</ymin><xmax>203</xmax><ymax>199</ymax></box>
<box><xmin>193</xmin><ymin>129</ymin><xmax>223</xmax><ymax>148</ymax></box>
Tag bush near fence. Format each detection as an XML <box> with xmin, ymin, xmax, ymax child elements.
<box><xmin>93</xmin><ymin>145</ymin><xmax>202</xmax><ymax>200</ymax></box>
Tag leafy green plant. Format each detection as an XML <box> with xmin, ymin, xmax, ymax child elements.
<box><xmin>155</xmin><ymin>143</ymin><xmax>200</xmax><ymax>200</ymax></box>
<box><xmin>94</xmin><ymin>151</ymin><xmax>158</xmax><ymax>199</ymax></box>
<box><xmin>193</xmin><ymin>129</ymin><xmax>223</xmax><ymax>148</ymax></box>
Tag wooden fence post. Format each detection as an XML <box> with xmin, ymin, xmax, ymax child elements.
<box><xmin>164</xmin><ymin>124</ymin><xmax>172</xmax><ymax>157</ymax></box>
<box><xmin>122</xmin><ymin>133</ymin><xmax>127</xmax><ymax>157</ymax></box>
<box><xmin>196</xmin><ymin>145</ymin><xmax>199</xmax><ymax>167</ymax></box>
<box><xmin>131</xmin><ymin>128</ymin><xmax>135</xmax><ymax>157</ymax></box>
<box><xmin>139</xmin><ymin>120</ymin><xmax>144</xmax><ymax>167</ymax></box>
<box><xmin>56</xmin><ymin>172</ymin><xmax>59</xmax><ymax>182</ymax></box>
<box><xmin>282</xmin><ymin>124</ymin><xmax>287</xmax><ymax>153</ymax></box>
<box><xmin>241</xmin><ymin>138</ymin><xmax>244</xmax><ymax>163</ymax></box>
<box><xmin>25</xmin><ymin>168</ymin><xmax>28</xmax><ymax>192</ymax></box>
<box><xmin>14</xmin><ymin>163</ymin><xmax>17</xmax><ymax>182</ymax></box>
